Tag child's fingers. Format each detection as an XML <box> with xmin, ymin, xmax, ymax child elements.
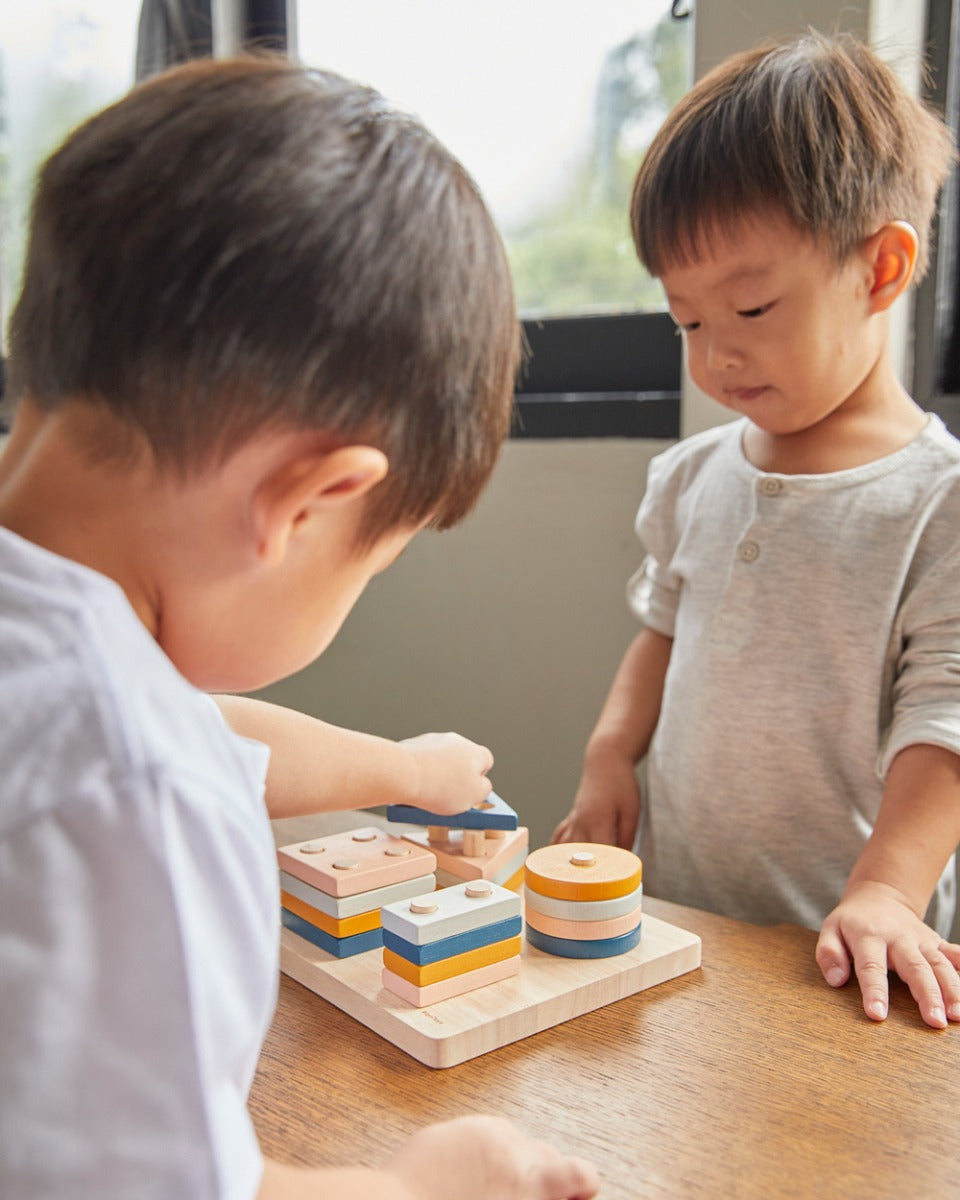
<box><xmin>850</xmin><ymin>935</ymin><xmax>891</xmax><ymax>1022</ymax></box>
<box><xmin>535</xmin><ymin>1153</ymin><xmax>601</xmax><ymax>1200</ymax></box>
<box><xmin>814</xmin><ymin>921</ymin><xmax>852</xmax><ymax>989</ymax></box>
<box><xmin>942</xmin><ymin>941</ymin><xmax>960</xmax><ymax>1022</ymax></box>
<box><xmin>890</xmin><ymin>940</ymin><xmax>960</xmax><ymax>1028</ymax></box>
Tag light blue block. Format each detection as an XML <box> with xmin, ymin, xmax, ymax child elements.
<box><xmin>386</xmin><ymin>790</ymin><xmax>518</xmax><ymax>831</ymax></box>
<box><xmin>525</xmin><ymin>921</ymin><xmax>642</xmax><ymax>960</ymax></box>
<box><xmin>281</xmin><ymin>908</ymin><xmax>383</xmax><ymax>958</ymax></box>
<box><xmin>382</xmin><ymin>915</ymin><xmax>523</xmax><ymax>965</ymax></box>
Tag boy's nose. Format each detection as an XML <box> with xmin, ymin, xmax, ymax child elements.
<box><xmin>700</xmin><ymin>328</ymin><xmax>744</xmax><ymax>369</ymax></box>
<box><xmin>705</xmin><ymin>334</ymin><xmax>743</xmax><ymax>372</ymax></box>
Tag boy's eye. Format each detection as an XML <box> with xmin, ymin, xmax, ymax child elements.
<box><xmin>672</xmin><ymin>320</ymin><xmax>700</xmax><ymax>333</ymax></box>
<box><xmin>737</xmin><ymin>301</ymin><xmax>775</xmax><ymax>319</ymax></box>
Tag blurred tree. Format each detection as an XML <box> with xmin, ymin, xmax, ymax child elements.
<box><xmin>506</xmin><ymin>11</ymin><xmax>690</xmax><ymax>318</ymax></box>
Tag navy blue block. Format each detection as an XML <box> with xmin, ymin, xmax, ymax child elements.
<box><xmin>382</xmin><ymin>915</ymin><xmax>524</xmax><ymax>965</ymax></box>
<box><xmin>525</xmin><ymin>921</ymin><xmax>642</xmax><ymax>959</ymax></box>
<box><xmin>282</xmin><ymin>908</ymin><xmax>383</xmax><ymax>958</ymax></box>
<box><xmin>386</xmin><ymin>790</ymin><xmax>518</xmax><ymax>831</ymax></box>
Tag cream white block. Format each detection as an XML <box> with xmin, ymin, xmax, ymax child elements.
<box><xmin>381</xmin><ymin>880</ymin><xmax>521</xmax><ymax>946</ymax></box>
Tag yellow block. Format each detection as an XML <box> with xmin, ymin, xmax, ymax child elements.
<box><xmin>280</xmin><ymin>890</ymin><xmax>380</xmax><ymax>938</ymax></box>
<box><xmin>524</xmin><ymin>843</ymin><xmax>641</xmax><ymax>901</ymax></box>
<box><xmin>383</xmin><ymin>935</ymin><xmax>522</xmax><ymax>986</ymax></box>
<box><xmin>502</xmin><ymin>864</ymin><xmax>525</xmax><ymax>892</ymax></box>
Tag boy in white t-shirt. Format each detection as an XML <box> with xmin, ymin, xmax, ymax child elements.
<box><xmin>553</xmin><ymin>32</ymin><xmax>960</xmax><ymax>1030</ymax></box>
<box><xmin>0</xmin><ymin>59</ymin><xmax>599</xmax><ymax>1200</ymax></box>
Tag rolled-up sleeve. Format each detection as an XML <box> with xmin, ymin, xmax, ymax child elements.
<box><xmin>880</xmin><ymin>544</ymin><xmax>960</xmax><ymax>777</ymax></box>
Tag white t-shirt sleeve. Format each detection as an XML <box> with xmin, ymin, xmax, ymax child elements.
<box><xmin>0</xmin><ymin>759</ymin><xmax>276</xmax><ymax>1200</ymax></box>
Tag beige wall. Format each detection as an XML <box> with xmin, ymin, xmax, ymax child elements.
<box><xmin>258</xmin><ymin>438</ymin><xmax>662</xmax><ymax>849</ymax></box>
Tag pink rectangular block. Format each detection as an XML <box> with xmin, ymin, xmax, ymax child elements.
<box><xmin>278</xmin><ymin>827</ymin><xmax>437</xmax><ymax>897</ymax></box>
<box><xmin>381</xmin><ymin>953</ymin><xmax>521</xmax><ymax>1008</ymax></box>
<box><xmin>402</xmin><ymin>827</ymin><xmax>528</xmax><ymax>882</ymax></box>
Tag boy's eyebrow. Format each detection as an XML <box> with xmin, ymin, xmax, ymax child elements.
<box><xmin>664</xmin><ymin>262</ymin><xmax>776</xmax><ymax>307</ymax></box>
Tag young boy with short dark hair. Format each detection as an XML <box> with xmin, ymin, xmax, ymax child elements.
<box><xmin>554</xmin><ymin>31</ymin><xmax>960</xmax><ymax>1030</ymax></box>
<box><xmin>0</xmin><ymin>58</ymin><xmax>599</xmax><ymax>1200</ymax></box>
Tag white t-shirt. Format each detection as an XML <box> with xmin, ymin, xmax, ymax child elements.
<box><xmin>630</xmin><ymin>416</ymin><xmax>960</xmax><ymax>934</ymax></box>
<box><xmin>0</xmin><ymin>528</ymin><xmax>278</xmax><ymax>1199</ymax></box>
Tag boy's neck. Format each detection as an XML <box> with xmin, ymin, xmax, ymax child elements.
<box><xmin>741</xmin><ymin>365</ymin><xmax>927</xmax><ymax>475</ymax></box>
<box><xmin>0</xmin><ymin>400</ymin><xmax>178</xmax><ymax>639</ymax></box>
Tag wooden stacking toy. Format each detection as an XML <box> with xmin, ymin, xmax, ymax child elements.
<box><xmin>380</xmin><ymin>879</ymin><xmax>522</xmax><ymax>1007</ymax></box>
<box><xmin>277</xmin><ymin>828</ymin><xmax>436</xmax><ymax>958</ymax></box>
<box><xmin>387</xmin><ymin>791</ymin><xmax>528</xmax><ymax>891</ymax></box>
<box><xmin>524</xmin><ymin>843</ymin><xmax>642</xmax><ymax>959</ymax></box>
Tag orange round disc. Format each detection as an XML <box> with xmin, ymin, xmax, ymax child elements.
<box><xmin>524</xmin><ymin>843</ymin><xmax>642</xmax><ymax>901</ymax></box>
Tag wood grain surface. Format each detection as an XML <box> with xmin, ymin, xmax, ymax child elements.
<box><xmin>252</xmin><ymin>814</ymin><xmax>960</xmax><ymax>1198</ymax></box>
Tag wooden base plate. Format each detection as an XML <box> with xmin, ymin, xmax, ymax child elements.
<box><xmin>280</xmin><ymin>914</ymin><xmax>701</xmax><ymax>1068</ymax></box>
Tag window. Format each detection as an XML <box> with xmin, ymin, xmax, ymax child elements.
<box><xmin>294</xmin><ymin>1</ymin><xmax>691</xmax><ymax>437</ymax></box>
<box><xmin>297</xmin><ymin>2</ymin><xmax>690</xmax><ymax>322</ymax></box>
<box><xmin>0</xmin><ymin>0</ymin><xmax>689</xmax><ymax>437</ymax></box>
<box><xmin>0</xmin><ymin>2</ymin><xmax>141</xmax><ymax>352</ymax></box>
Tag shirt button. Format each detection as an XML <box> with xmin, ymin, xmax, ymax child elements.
<box><xmin>738</xmin><ymin>540</ymin><xmax>760</xmax><ymax>563</ymax></box>
<box><xmin>759</xmin><ymin>477</ymin><xmax>783</xmax><ymax>496</ymax></box>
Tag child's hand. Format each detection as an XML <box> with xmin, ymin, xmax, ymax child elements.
<box><xmin>398</xmin><ymin>732</ymin><xmax>494</xmax><ymax>815</ymax></box>
<box><xmin>387</xmin><ymin>1114</ymin><xmax>600</xmax><ymax>1200</ymax></box>
<box><xmin>551</xmin><ymin>745</ymin><xmax>640</xmax><ymax>849</ymax></box>
<box><xmin>816</xmin><ymin>880</ymin><xmax>960</xmax><ymax>1028</ymax></box>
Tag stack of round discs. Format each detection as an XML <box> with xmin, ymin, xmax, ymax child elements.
<box><xmin>523</xmin><ymin>843</ymin><xmax>642</xmax><ymax>959</ymax></box>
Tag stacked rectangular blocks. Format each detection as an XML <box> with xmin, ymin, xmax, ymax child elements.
<box><xmin>277</xmin><ymin>828</ymin><xmax>437</xmax><ymax>958</ymax></box>
<box><xmin>380</xmin><ymin>879</ymin><xmax>523</xmax><ymax>1007</ymax></box>
<box><xmin>387</xmin><ymin>791</ymin><xmax>528</xmax><ymax>891</ymax></box>
<box><xmin>524</xmin><ymin>843</ymin><xmax>642</xmax><ymax>959</ymax></box>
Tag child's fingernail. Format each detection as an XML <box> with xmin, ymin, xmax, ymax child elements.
<box><xmin>867</xmin><ymin>1000</ymin><xmax>887</xmax><ymax>1021</ymax></box>
<box><xmin>947</xmin><ymin>1003</ymin><xmax>960</xmax><ymax>1022</ymax></box>
<box><xmin>930</xmin><ymin>1006</ymin><xmax>947</xmax><ymax>1027</ymax></box>
<box><xmin>826</xmin><ymin>967</ymin><xmax>845</xmax><ymax>987</ymax></box>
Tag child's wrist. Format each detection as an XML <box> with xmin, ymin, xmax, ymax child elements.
<box><xmin>583</xmin><ymin>732</ymin><xmax>637</xmax><ymax>770</ymax></box>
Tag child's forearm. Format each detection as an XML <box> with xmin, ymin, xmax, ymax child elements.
<box><xmin>845</xmin><ymin>742</ymin><xmax>960</xmax><ymax>914</ymax></box>
<box><xmin>213</xmin><ymin>695</ymin><xmax>421</xmax><ymax>819</ymax></box>
<box><xmin>583</xmin><ymin>628</ymin><xmax>673</xmax><ymax>767</ymax></box>
<box><xmin>259</xmin><ymin>1159</ymin><xmax>416</xmax><ymax>1200</ymax></box>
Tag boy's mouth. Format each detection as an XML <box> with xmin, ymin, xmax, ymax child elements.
<box><xmin>724</xmin><ymin>385</ymin><xmax>769</xmax><ymax>402</ymax></box>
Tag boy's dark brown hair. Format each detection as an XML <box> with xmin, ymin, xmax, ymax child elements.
<box><xmin>631</xmin><ymin>31</ymin><xmax>956</xmax><ymax>278</ymax></box>
<box><xmin>7</xmin><ymin>57</ymin><xmax>519</xmax><ymax>543</ymax></box>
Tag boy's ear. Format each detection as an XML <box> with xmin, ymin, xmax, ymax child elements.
<box><xmin>252</xmin><ymin>444</ymin><xmax>389</xmax><ymax>564</ymax></box>
<box><xmin>864</xmin><ymin>221</ymin><xmax>918</xmax><ymax>313</ymax></box>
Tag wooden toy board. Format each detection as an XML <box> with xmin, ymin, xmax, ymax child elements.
<box><xmin>280</xmin><ymin>914</ymin><xmax>701</xmax><ymax>1069</ymax></box>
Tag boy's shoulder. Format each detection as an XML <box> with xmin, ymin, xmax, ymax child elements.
<box><xmin>920</xmin><ymin>413</ymin><xmax>960</xmax><ymax>465</ymax></box>
<box><xmin>0</xmin><ymin>528</ymin><xmax>265</xmax><ymax>835</ymax></box>
<box><xmin>646</xmin><ymin>419</ymin><xmax>745</xmax><ymax>493</ymax></box>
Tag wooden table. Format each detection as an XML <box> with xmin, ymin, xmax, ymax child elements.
<box><xmin>251</xmin><ymin>819</ymin><xmax>960</xmax><ymax>1198</ymax></box>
